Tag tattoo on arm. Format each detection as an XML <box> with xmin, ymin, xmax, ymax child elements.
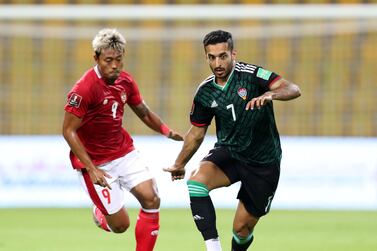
<box><xmin>132</xmin><ymin>102</ymin><xmax>149</xmax><ymax>118</ymax></box>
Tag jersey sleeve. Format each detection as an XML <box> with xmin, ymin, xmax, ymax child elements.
<box><xmin>254</xmin><ymin>67</ymin><xmax>281</xmax><ymax>91</ymax></box>
<box><xmin>126</xmin><ymin>77</ymin><xmax>143</xmax><ymax>106</ymax></box>
<box><xmin>64</xmin><ymin>82</ymin><xmax>91</xmax><ymax>118</ymax></box>
<box><xmin>190</xmin><ymin>98</ymin><xmax>214</xmax><ymax>127</ymax></box>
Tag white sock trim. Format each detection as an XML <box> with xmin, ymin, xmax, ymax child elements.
<box><xmin>205</xmin><ymin>238</ymin><xmax>222</xmax><ymax>251</ymax></box>
<box><xmin>141</xmin><ymin>208</ymin><xmax>160</xmax><ymax>213</ymax></box>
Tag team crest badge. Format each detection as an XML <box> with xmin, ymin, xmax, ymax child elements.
<box><xmin>237</xmin><ymin>88</ymin><xmax>247</xmax><ymax>100</ymax></box>
<box><xmin>121</xmin><ymin>92</ymin><xmax>127</xmax><ymax>103</ymax></box>
<box><xmin>68</xmin><ymin>93</ymin><xmax>82</xmax><ymax>108</ymax></box>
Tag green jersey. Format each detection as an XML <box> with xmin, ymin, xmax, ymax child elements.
<box><xmin>190</xmin><ymin>62</ymin><xmax>282</xmax><ymax>166</ymax></box>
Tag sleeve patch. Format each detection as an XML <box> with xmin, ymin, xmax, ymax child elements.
<box><xmin>68</xmin><ymin>93</ymin><xmax>82</xmax><ymax>108</ymax></box>
<box><xmin>256</xmin><ymin>68</ymin><xmax>272</xmax><ymax>80</ymax></box>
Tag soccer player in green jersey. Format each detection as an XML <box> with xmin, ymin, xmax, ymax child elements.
<box><xmin>164</xmin><ymin>30</ymin><xmax>301</xmax><ymax>251</ymax></box>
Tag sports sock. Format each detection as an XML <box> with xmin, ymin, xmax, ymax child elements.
<box><xmin>231</xmin><ymin>231</ymin><xmax>254</xmax><ymax>251</ymax></box>
<box><xmin>135</xmin><ymin>208</ymin><xmax>160</xmax><ymax>251</ymax></box>
<box><xmin>187</xmin><ymin>180</ymin><xmax>219</xmax><ymax>241</ymax></box>
<box><xmin>92</xmin><ymin>206</ymin><xmax>111</xmax><ymax>232</ymax></box>
<box><xmin>205</xmin><ymin>238</ymin><xmax>222</xmax><ymax>251</ymax></box>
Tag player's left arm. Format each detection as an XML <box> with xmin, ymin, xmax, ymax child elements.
<box><xmin>130</xmin><ymin>101</ymin><xmax>183</xmax><ymax>141</ymax></box>
<box><xmin>246</xmin><ymin>78</ymin><xmax>301</xmax><ymax>110</ymax></box>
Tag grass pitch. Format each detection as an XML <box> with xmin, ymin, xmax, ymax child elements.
<box><xmin>0</xmin><ymin>208</ymin><xmax>376</xmax><ymax>251</ymax></box>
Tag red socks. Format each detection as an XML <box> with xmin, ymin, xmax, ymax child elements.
<box><xmin>135</xmin><ymin>209</ymin><xmax>160</xmax><ymax>251</ymax></box>
<box><xmin>93</xmin><ymin>206</ymin><xmax>159</xmax><ymax>250</ymax></box>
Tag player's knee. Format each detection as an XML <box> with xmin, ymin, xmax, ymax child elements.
<box><xmin>233</xmin><ymin>221</ymin><xmax>255</xmax><ymax>237</ymax></box>
<box><xmin>233</xmin><ymin>228</ymin><xmax>250</xmax><ymax>238</ymax></box>
<box><xmin>189</xmin><ymin>169</ymin><xmax>207</xmax><ymax>181</ymax></box>
<box><xmin>142</xmin><ymin>194</ymin><xmax>160</xmax><ymax>209</ymax></box>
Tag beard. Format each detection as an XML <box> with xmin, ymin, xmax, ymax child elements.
<box><xmin>105</xmin><ymin>72</ymin><xmax>119</xmax><ymax>84</ymax></box>
<box><xmin>212</xmin><ymin>67</ymin><xmax>229</xmax><ymax>80</ymax></box>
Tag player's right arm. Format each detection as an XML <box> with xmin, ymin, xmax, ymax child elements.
<box><xmin>62</xmin><ymin>112</ymin><xmax>112</xmax><ymax>189</ymax></box>
<box><xmin>163</xmin><ymin>125</ymin><xmax>207</xmax><ymax>181</ymax></box>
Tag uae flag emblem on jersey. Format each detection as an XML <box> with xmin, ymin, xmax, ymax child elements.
<box><xmin>237</xmin><ymin>88</ymin><xmax>247</xmax><ymax>100</ymax></box>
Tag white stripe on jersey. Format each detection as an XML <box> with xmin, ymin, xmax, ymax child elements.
<box><xmin>235</xmin><ymin>62</ymin><xmax>257</xmax><ymax>74</ymax></box>
<box><xmin>238</xmin><ymin>64</ymin><xmax>257</xmax><ymax>70</ymax></box>
<box><xmin>195</xmin><ymin>62</ymin><xmax>257</xmax><ymax>94</ymax></box>
<box><xmin>235</xmin><ymin>65</ymin><xmax>257</xmax><ymax>72</ymax></box>
<box><xmin>203</xmin><ymin>74</ymin><xmax>215</xmax><ymax>83</ymax></box>
<box><xmin>194</xmin><ymin>75</ymin><xmax>214</xmax><ymax>96</ymax></box>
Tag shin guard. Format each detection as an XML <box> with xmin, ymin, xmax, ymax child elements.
<box><xmin>187</xmin><ymin>180</ymin><xmax>218</xmax><ymax>240</ymax></box>
<box><xmin>135</xmin><ymin>209</ymin><xmax>160</xmax><ymax>251</ymax></box>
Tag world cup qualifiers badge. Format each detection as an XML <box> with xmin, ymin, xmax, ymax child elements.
<box><xmin>237</xmin><ymin>87</ymin><xmax>247</xmax><ymax>100</ymax></box>
<box><xmin>68</xmin><ymin>93</ymin><xmax>82</xmax><ymax>108</ymax></box>
<box><xmin>121</xmin><ymin>92</ymin><xmax>127</xmax><ymax>103</ymax></box>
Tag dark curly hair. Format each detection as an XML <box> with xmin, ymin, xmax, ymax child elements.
<box><xmin>203</xmin><ymin>30</ymin><xmax>234</xmax><ymax>51</ymax></box>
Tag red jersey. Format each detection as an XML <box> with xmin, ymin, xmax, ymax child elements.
<box><xmin>64</xmin><ymin>65</ymin><xmax>142</xmax><ymax>169</ymax></box>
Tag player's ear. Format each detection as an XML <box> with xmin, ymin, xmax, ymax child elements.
<box><xmin>93</xmin><ymin>54</ymin><xmax>99</xmax><ymax>62</ymax></box>
<box><xmin>204</xmin><ymin>53</ymin><xmax>210</xmax><ymax>63</ymax></box>
<box><xmin>231</xmin><ymin>49</ymin><xmax>237</xmax><ymax>59</ymax></box>
<box><xmin>204</xmin><ymin>46</ymin><xmax>209</xmax><ymax>57</ymax></box>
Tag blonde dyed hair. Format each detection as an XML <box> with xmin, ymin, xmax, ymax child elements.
<box><xmin>92</xmin><ymin>28</ymin><xmax>126</xmax><ymax>56</ymax></box>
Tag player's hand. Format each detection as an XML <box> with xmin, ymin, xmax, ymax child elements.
<box><xmin>88</xmin><ymin>167</ymin><xmax>112</xmax><ymax>190</ymax></box>
<box><xmin>246</xmin><ymin>92</ymin><xmax>273</xmax><ymax>110</ymax></box>
<box><xmin>168</xmin><ymin>130</ymin><xmax>184</xmax><ymax>141</ymax></box>
<box><xmin>163</xmin><ymin>165</ymin><xmax>186</xmax><ymax>181</ymax></box>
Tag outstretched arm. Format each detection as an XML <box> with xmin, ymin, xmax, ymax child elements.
<box><xmin>163</xmin><ymin>125</ymin><xmax>207</xmax><ymax>181</ymax></box>
<box><xmin>246</xmin><ymin>78</ymin><xmax>301</xmax><ymax>110</ymax></box>
<box><xmin>130</xmin><ymin>101</ymin><xmax>183</xmax><ymax>141</ymax></box>
<box><xmin>62</xmin><ymin>112</ymin><xmax>112</xmax><ymax>189</ymax></box>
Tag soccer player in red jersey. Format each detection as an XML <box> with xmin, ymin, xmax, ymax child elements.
<box><xmin>62</xmin><ymin>28</ymin><xmax>183</xmax><ymax>251</ymax></box>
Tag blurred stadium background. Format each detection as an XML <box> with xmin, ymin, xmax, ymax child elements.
<box><xmin>0</xmin><ymin>0</ymin><xmax>376</xmax><ymax>136</ymax></box>
<box><xmin>1</xmin><ymin>0</ymin><xmax>377</xmax><ymax>207</ymax></box>
<box><xmin>1</xmin><ymin>0</ymin><xmax>377</xmax><ymax>210</ymax></box>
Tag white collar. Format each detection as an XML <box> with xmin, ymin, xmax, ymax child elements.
<box><xmin>94</xmin><ymin>65</ymin><xmax>102</xmax><ymax>79</ymax></box>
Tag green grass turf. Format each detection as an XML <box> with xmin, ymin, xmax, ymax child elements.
<box><xmin>0</xmin><ymin>208</ymin><xmax>376</xmax><ymax>251</ymax></box>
